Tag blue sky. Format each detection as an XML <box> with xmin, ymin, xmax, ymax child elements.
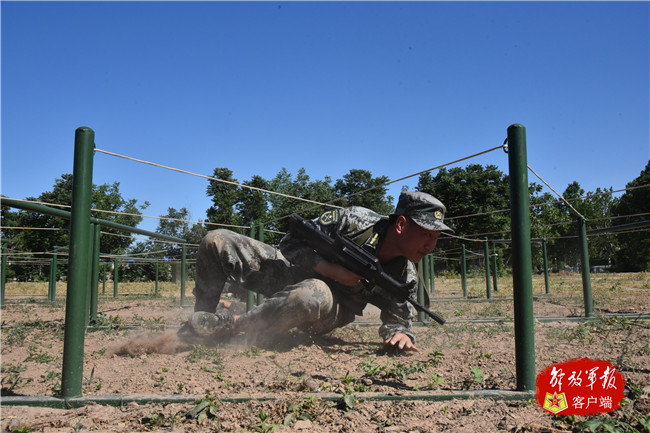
<box><xmin>2</xmin><ymin>1</ymin><xmax>649</xmax><ymax>234</ymax></box>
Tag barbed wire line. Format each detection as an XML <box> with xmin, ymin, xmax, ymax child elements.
<box><xmin>0</xmin><ymin>226</ymin><xmax>63</xmax><ymax>231</ymax></box>
<box><xmin>442</xmin><ymin>232</ymin><xmax>491</xmax><ymax>244</ymax></box>
<box><xmin>446</xmin><ymin>183</ymin><xmax>649</xmax><ymax>224</ymax></box>
<box><xmin>527</xmin><ymin>165</ymin><xmax>586</xmax><ymax>220</ymax></box>
<box><xmin>95</xmin><ymin>148</ymin><xmax>344</xmax><ymax>210</ymax></box>
<box><xmin>590</xmin><ymin>212</ymin><xmax>650</xmax><ymax>222</ymax></box>
<box><xmin>263</xmin><ymin>144</ymin><xmax>508</xmax><ymax>225</ymax></box>
<box><xmin>100</xmin><ymin>230</ymin><xmax>200</xmax><ymax>248</ymax></box>
<box><xmin>2</xmin><ymin>197</ymin><xmax>250</xmax><ymax>233</ymax></box>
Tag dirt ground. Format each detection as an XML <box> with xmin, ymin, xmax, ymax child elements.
<box><xmin>2</xmin><ymin>272</ymin><xmax>649</xmax><ymax>433</ymax></box>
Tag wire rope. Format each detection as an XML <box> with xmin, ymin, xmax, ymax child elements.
<box><xmin>527</xmin><ymin>165</ymin><xmax>585</xmax><ymax>220</ymax></box>
<box><xmin>95</xmin><ymin>148</ymin><xmax>343</xmax><ymax>210</ymax></box>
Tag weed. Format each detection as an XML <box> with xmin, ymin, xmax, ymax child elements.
<box><xmin>142</xmin><ymin>411</ymin><xmax>178</xmax><ymax>429</ymax></box>
<box><xmin>359</xmin><ymin>360</ymin><xmax>382</xmax><ymax>377</ymax></box>
<box><xmin>154</xmin><ymin>375</ymin><xmax>165</xmax><ymax>387</ymax></box>
<box><xmin>360</xmin><ymin>357</ymin><xmax>441</xmax><ymax>383</ymax></box>
<box><xmin>25</xmin><ymin>345</ymin><xmax>56</xmax><ymax>363</ymax></box>
<box><xmin>239</xmin><ymin>346</ymin><xmax>265</xmax><ymax>357</ymax></box>
<box><xmin>91</xmin><ymin>347</ymin><xmax>107</xmax><ymax>358</ymax></box>
<box><xmin>186</xmin><ymin>345</ymin><xmax>224</xmax><ymax>367</ymax></box>
<box><xmin>4</xmin><ymin>322</ymin><xmax>32</xmax><ymax>345</ymax></box>
<box><xmin>339</xmin><ymin>392</ymin><xmax>357</xmax><ymax>414</ymax></box>
<box><xmin>90</xmin><ymin>313</ymin><xmax>124</xmax><ymax>330</ymax></box>
<box><xmin>638</xmin><ymin>414</ymin><xmax>650</xmax><ymax>432</ymax></box>
<box><xmin>471</xmin><ymin>366</ymin><xmax>484</xmax><ymax>383</ymax></box>
<box><xmin>2</xmin><ymin>364</ymin><xmax>31</xmax><ymax>392</ymax></box>
<box><xmin>574</xmin><ymin>417</ymin><xmax>634</xmax><ymax>433</ymax></box>
<box><xmin>8</xmin><ymin>427</ymin><xmax>33</xmax><ymax>433</ymax></box>
<box><xmin>252</xmin><ymin>408</ymin><xmax>279</xmax><ymax>433</ymax></box>
<box><xmin>339</xmin><ymin>371</ymin><xmax>369</xmax><ymax>393</ymax></box>
<box><xmin>187</xmin><ymin>394</ymin><xmax>220</xmax><ymax>425</ymax></box>
<box><xmin>425</xmin><ymin>374</ymin><xmax>445</xmax><ymax>389</ymax></box>
<box><xmin>40</xmin><ymin>369</ymin><xmax>63</xmax><ymax>395</ymax></box>
<box><xmin>462</xmin><ymin>366</ymin><xmax>485</xmax><ymax>389</ymax></box>
<box><xmin>283</xmin><ymin>396</ymin><xmax>318</xmax><ymax>426</ymax></box>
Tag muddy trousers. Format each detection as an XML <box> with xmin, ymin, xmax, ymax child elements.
<box><xmin>193</xmin><ymin>229</ymin><xmax>354</xmax><ymax>337</ymax></box>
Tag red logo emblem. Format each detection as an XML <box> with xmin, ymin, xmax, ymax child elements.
<box><xmin>536</xmin><ymin>359</ymin><xmax>625</xmax><ymax>416</ymax></box>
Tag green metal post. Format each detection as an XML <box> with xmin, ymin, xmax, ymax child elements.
<box><xmin>542</xmin><ymin>239</ymin><xmax>550</xmax><ymax>295</ymax></box>
<box><xmin>1</xmin><ymin>242</ymin><xmax>8</xmax><ymax>307</ymax></box>
<box><xmin>113</xmin><ymin>259</ymin><xmax>119</xmax><ymax>298</ymax></box>
<box><xmin>49</xmin><ymin>252</ymin><xmax>58</xmax><ymax>302</ymax></box>
<box><xmin>61</xmin><ymin>126</ymin><xmax>95</xmax><ymax>399</ymax></box>
<box><xmin>90</xmin><ymin>224</ymin><xmax>100</xmax><ymax>323</ymax></box>
<box><xmin>422</xmin><ymin>254</ymin><xmax>430</xmax><ymax>293</ymax></box>
<box><xmin>181</xmin><ymin>245</ymin><xmax>187</xmax><ymax>306</ymax></box>
<box><xmin>257</xmin><ymin>223</ymin><xmax>265</xmax><ymax>305</ymax></box>
<box><xmin>155</xmin><ymin>261</ymin><xmax>159</xmax><ymax>296</ymax></box>
<box><xmin>484</xmin><ymin>238</ymin><xmax>492</xmax><ymax>299</ymax></box>
<box><xmin>102</xmin><ymin>263</ymin><xmax>106</xmax><ymax>295</ymax></box>
<box><xmin>507</xmin><ymin>123</ymin><xmax>536</xmax><ymax>391</ymax></box>
<box><xmin>429</xmin><ymin>254</ymin><xmax>435</xmax><ymax>294</ymax></box>
<box><xmin>461</xmin><ymin>244</ymin><xmax>467</xmax><ymax>298</ymax></box>
<box><xmin>577</xmin><ymin>218</ymin><xmax>594</xmax><ymax>317</ymax></box>
<box><xmin>85</xmin><ymin>224</ymin><xmax>93</xmax><ymax>326</ymax></box>
<box><xmin>492</xmin><ymin>243</ymin><xmax>498</xmax><ymax>293</ymax></box>
<box><xmin>417</xmin><ymin>259</ymin><xmax>426</xmax><ymax>323</ymax></box>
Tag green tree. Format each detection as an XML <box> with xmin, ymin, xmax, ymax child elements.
<box><xmin>123</xmin><ymin>207</ymin><xmax>208</xmax><ymax>281</ymax></box>
<box><xmin>1</xmin><ymin>174</ymin><xmax>147</xmax><ymax>280</ymax></box>
<box><xmin>545</xmin><ymin>182</ymin><xmax>619</xmax><ymax>270</ymax></box>
<box><xmin>237</xmin><ymin>175</ymin><xmax>270</xmax><ymax>228</ymax></box>
<box><xmin>334</xmin><ymin>169</ymin><xmax>394</xmax><ymax>215</ymax></box>
<box><xmin>416</xmin><ymin>164</ymin><xmax>510</xmax><ymax>273</ymax></box>
<box><xmin>206</xmin><ymin>168</ymin><xmax>240</xmax><ymax>230</ymax></box>
<box><xmin>613</xmin><ymin>160</ymin><xmax>650</xmax><ymax>271</ymax></box>
<box><xmin>266</xmin><ymin>168</ymin><xmax>337</xmax><ymax>240</ymax></box>
<box><xmin>417</xmin><ymin>164</ymin><xmax>511</xmax><ymax>236</ymax></box>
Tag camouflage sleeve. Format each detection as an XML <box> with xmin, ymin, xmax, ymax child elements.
<box><xmin>279</xmin><ymin>209</ymin><xmax>344</xmax><ymax>271</ymax></box>
<box><xmin>377</xmin><ymin>262</ymin><xmax>418</xmax><ymax>344</ymax></box>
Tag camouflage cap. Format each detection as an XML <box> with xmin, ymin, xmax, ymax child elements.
<box><xmin>393</xmin><ymin>191</ymin><xmax>454</xmax><ymax>233</ymax></box>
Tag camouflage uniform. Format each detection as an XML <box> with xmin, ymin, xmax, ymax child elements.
<box><xmin>192</xmin><ymin>206</ymin><xmax>418</xmax><ymax>343</ymax></box>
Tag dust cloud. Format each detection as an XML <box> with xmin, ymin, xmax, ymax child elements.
<box><xmin>110</xmin><ymin>331</ymin><xmax>192</xmax><ymax>357</ymax></box>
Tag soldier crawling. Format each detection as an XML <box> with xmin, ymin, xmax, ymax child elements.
<box><xmin>178</xmin><ymin>191</ymin><xmax>453</xmax><ymax>352</ymax></box>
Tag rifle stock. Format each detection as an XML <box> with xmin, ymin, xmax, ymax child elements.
<box><xmin>288</xmin><ymin>214</ymin><xmax>446</xmax><ymax>325</ymax></box>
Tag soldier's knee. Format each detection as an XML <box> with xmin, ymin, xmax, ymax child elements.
<box><xmin>201</xmin><ymin>229</ymin><xmax>238</xmax><ymax>250</ymax></box>
<box><xmin>285</xmin><ymin>279</ymin><xmax>333</xmax><ymax>320</ymax></box>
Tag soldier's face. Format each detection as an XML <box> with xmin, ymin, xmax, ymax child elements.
<box><xmin>396</xmin><ymin>217</ymin><xmax>441</xmax><ymax>263</ymax></box>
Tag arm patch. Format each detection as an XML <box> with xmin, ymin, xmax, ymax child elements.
<box><xmin>319</xmin><ymin>209</ymin><xmax>340</xmax><ymax>226</ymax></box>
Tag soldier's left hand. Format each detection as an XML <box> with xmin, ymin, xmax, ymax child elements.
<box><xmin>385</xmin><ymin>333</ymin><xmax>418</xmax><ymax>352</ymax></box>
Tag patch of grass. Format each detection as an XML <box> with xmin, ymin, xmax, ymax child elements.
<box><xmin>2</xmin><ymin>319</ymin><xmax>57</xmax><ymax>345</ymax></box>
<box><xmin>252</xmin><ymin>408</ymin><xmax>279</xmax><ymax>433</ymax></box>
<box><xmin>238</xmin><ymin>346</ymin><xmax>265</xmax><ymax>357</ymax></box>
<box><xmin>186</xmin><ymin>345</ymin><xmax>224</xmax><ymax>367</ymax></box>
<box><xmin>339</xmin><ymin>371</ymin><xmax>369</xmax><ymax>393</ymax></box>
<box><xmin>25</xmin><ymin>344</ymin><xmax>57</xmax><ymax>363</ymax></box>
<box><xmin>424</xmin><ymin>374</ymin><xmax>445</xmax><ymax>390</ymax></box>
<box><xmin>90</xmin><ymin>313</ymin><xmax>125</xmax><ymax>331</ymax></box>
<box><xmin>360</xmin><ymin>351</ymin><xmax>444</xmax><ymax>383</ymax></box>
<box><xmin>282</xmin><ymin>396</ymin><xmax>319</xmax><ymax>426</ymax></box>
<box><xmin>142</xmin><ymin>411</ymin><xmax>179</xmax><ymax>429</ymax></box>
<box><xmin>2</xmin><ymin>363</ymin><xmax>32</xmax><ymax>393</ymax></box>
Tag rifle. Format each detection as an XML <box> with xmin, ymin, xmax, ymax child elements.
<box><xmin>288</xmin><ymin>213</ymin><xmax>446</xmax><ymax>325</ymax></box>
